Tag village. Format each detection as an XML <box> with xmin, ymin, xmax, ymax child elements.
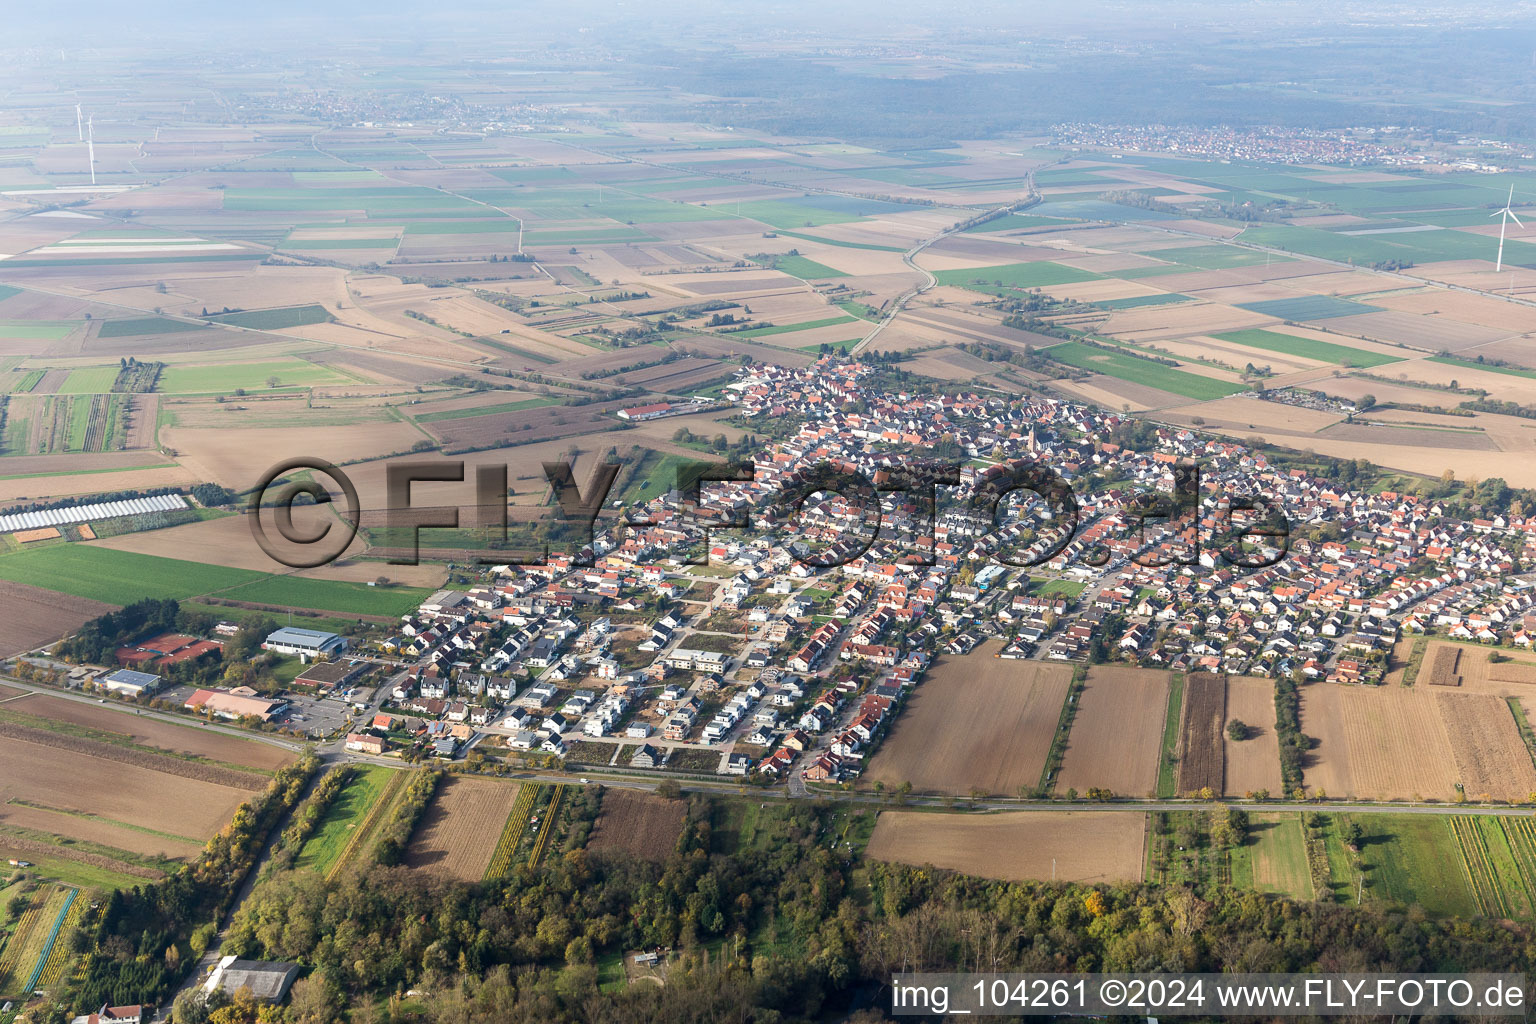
<box><xmin>33</xmin><ymin>355</ymin><xmax>1535</xmax><ymax>799</ymax></box>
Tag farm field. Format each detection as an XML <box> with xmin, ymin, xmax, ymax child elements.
<box><xmin>1231</xmin><ymin>813</ymin><xmax>1313</xmax><ymax>899</ymax></box>
<box><xmin>0</xmin><ymin>692</ymin><xmax>295</xmax><ymax>771</ymax></box>
<box><xmin>404</xmin><ymin>775</ymin><xmax>523</xmax><ymax>881</ymax></box>
<box><xmin>1211</xmin><ymin>328</ymin><xmax>1402</xmax><ymax>368</ymax></box>
<box><xmin>0</xmin><ymin>883</ymin><xmax>74</xmax><ymax>999</ymax></box>
<box><xmin>0</xmin><ymin>544</ymin><xmax>430</xmax><ymax>616</ymax></box>
<box><xmin>865</xmin><ymin>810</ymin><xmax>1146</xmax><ymax>884</ymax></box>
<box><xmin>156</xmin><ymin>360</ymin><xmax>352</xmax><ymax>394</ymax></box>
<box><xmin>1223</xmin><ymin>676</ymin><xmax>1283</xmax><ymax>797</ymax></box>
<box><xmin>0</xmin><ymin>581</ymin><xmax>115</xmax><ymax>657</ymax></box>
<box><xmin>586</xmin><ymin>787</ymin><xmax>686</xmax><ymax>862</ymax></box>
<box><xmin>1299</xmin><ymin>683</ymin><xmax>1459</xmax><ymax>802</ymax></box>
<box><xmin>1045</xmin><ymin>342</ymin><xmax>1244</xmax><ymax>401</ymax></box>
<box><xmin>1056</xmin><ymin>666</ymin><xmax>1169</xmax><ymax>797</ymax></box>
<box><xmin>1300</xmin><ymin>680</ymin><xmax>1536</xmax><ymax>802</ymax></box>
<box><xmin>1351</xmin><ymin>814</ymin><xmax>1480</xmax><ymax>918</ymax></box>
<box><xmin>1177</xmin><ymin>673</ymin><xmax>1227</xmax><ymax>795</ymax></box>
<box><xmin>865</xmin><ymin>643</ymin><xmax>1072</xmax><ymax>796</ymax></box>
<box><xmin>296</xmin><ymin>766</ymin><xmax>405</xmax><ymax>878</ymax></box>
<box><xmin>933</xmin><ymin>261</ymin><xmax>1101</xmax><ymax>291</ymax></box>
<box><xmin>0</xmin><ymin>734</ymin><xmax>250</xmax><ymax>885</ymax></box>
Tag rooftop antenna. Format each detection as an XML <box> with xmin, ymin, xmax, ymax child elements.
<box><xmin>75</xmin><ymin>103</ymin><xmax>82</xmax><ymax>142</ymax></box>
<box><xmin>1492</xmin><ymin>183</ymin><xmax>1522</xmax><ymax>273</ymax></box>
<box><xmin>86</xmin><ymin>113</ymin><xmax>96</xmax><ymax>185</ymax></box>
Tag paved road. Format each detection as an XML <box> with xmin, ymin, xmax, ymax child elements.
<box><xmin>0</xmin><ymin>672</ymin><xmax>306</xmax><ymax>752</ymax></box>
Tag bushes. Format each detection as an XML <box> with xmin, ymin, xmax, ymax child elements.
<box><xmin>374</xmin><ymin>768</ymin><xmax>443</xmax><ymax>866</ymax></box>
<box><xmin>61</xmin><ymin>756</ymin><xmax>320</xmax><ymax>1012</ymax></box>
<box><xmin>1275</xmin><ymin>675</ymin><xmax>1310</xmax><ymax>795</ymax></box>
<box><xmin>269</xmin><ymin>765</ymin><xmax>354</xmax><ymax>871</ymax></box>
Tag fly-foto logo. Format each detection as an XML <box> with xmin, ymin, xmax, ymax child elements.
<box><xmin>247</xmin><ymin>456</ymin><xmax>1289</xmax><ymax>570</ymax></box>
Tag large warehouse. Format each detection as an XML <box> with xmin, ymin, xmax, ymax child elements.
<box><xmin>260</xmin><ymin>626</ymin><xmax>348</xmax><ymax>660</ymax></box>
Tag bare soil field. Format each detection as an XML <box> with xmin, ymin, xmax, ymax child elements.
<box><xmin>1315</xmin><ymin>311</ymin><xmax>1509</xmax><ymax>352</ymax></box>
<box><xmin>1102</xmin><ymin>303</ymin><xmax>1272</xmax><ymax>343</ymax></box>
<box><xmin>0</xmin><ymin>720</ymin><xmax>264</xmax><ymax>790</ymax></box>
<box><xmin>1299</xmin><ymin>683</ymin><xmax>1459</xmax><ymax>801</ymax></box>
<box><xmin>0</xmin><ymin>582</ymin><xmax>116</xmax><ymax>658</ymax></box>
<box><xmin>1422</xmin><ymin>642</ymin><xmax>1536</xmax><ymax>694</ymax></box>
<box><xmin>1178</xmin><ymin>673</ymin><xmax>1226</xmax><ymax>795</ymax></box>
<box><xmin>1223</xmin><ymin>676</ymin><xmax>1282</xmax><ymax>797</ymax></box>
<box><xmin>586</xmin><ymin>788</ymin><xmax>686</xmax><ymax>862</ymax></box>
<box><xmin>1427</xmin><ymin>645</ymin><xmax>1464</xmax><ymax>686</ymax></box>
<box><xmin>1374</xmin><ymin>290</ymin><xmax>1536</xmax><ymax>334</ymax></box>
<box><xmin>1318</xmin><ymin>421</ymin><xmax>1498</xmax><ymax>451</ymax></box>
<box><xmin>87</xmin><ymin>513</ymin><xmax>447</xmax><ymax>588</ymax></box>
<box><xmin>1434</xmin><ymin>691</ymin><xmax>1536</xmax><ymax>803</ymax></box>
<box><xmin>1161</xmin><ymin>395</ymin><xmax>1341</xmax><ymax>433</ymax></box>
<box><xmin>1057</xmin><ymin>666</ymin><xmax>1169</xmax><ymax>797</ymax></box>
<box><xmin>162</xmin><ymin>417</ymin><xmax>423</xmax><ymax>491</ymax></box>
<box><xmin>1050</xmin><ymin>376</ymin><xmax>1191</xmax><ymax>413</ymax></box>
<box><xmin>0</xmin><ymin>737</ymin><xmax>247</xmax><ymax>841</ymax></box>
<box><xmin>865</xmin><ymin>810</ymin><xmax>1146</xmax><ymax>884</ymax></box>
<box><xmin>865</xmin><ymin>642</ymin><xmax>1072</xmax><ymax>797</ymax></box>
<box><xmin>2</xmin><ymin>692</ymin><xmax>295</xmax><ymax>771</ymax></box>
<box><xmin>0</xmin><ymin>800</ymin><xmax>202</xmax><ymax>860</ymax></box>
<box><xmin>404</xmin><ymin>775</ymin><xmax>523</xmax><ymax>881</ymax></box>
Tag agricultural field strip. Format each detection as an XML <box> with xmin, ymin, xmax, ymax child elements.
<box><xmin>484</xmin><ymin>783</ymin><xmax>539</xmax><ymax>880</ymax></box>
<box><xmin>528</xmin><ymin>785</ymin><xmax>565</xmax><ymax>867</ymax></box>
<box><xmin>325</xmin><ymin>769</ymin><xmax>408</xmax><ymax>881</ymax></box>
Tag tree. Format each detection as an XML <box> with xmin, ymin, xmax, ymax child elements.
<box><xmin>655</xmin><ymin>779</ymin><xmax>683</xmax><ymax>800</ymax></box>
<box><xmin>1357</xmin><ymin>394</ymin><xmax>1376</xmax><ymax>411</ymax></box>
<box><xmin>288</xmin><ymin>973</ymin><xmax>341</xmax><ymax>1024</ymax></box>
<box><xmin>1226</xmin><ymin>720</ymin><xmax>1250</xmax><ymax>742</ymax></box>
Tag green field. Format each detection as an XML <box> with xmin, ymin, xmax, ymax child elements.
<box><xmin>733</xmin><ymin>200</ymin><xmax>863</xmax><ymax>230</ymax></box>
<box><xmin>414</xmin><ymin>396</ymin><xmax>558</xmax><ymax>423</ymax></box>
<box><xmin>521</xmin><ymin>228</ymin><xmax>653</xmax><ymax>246</ymax></box>
<box><xmin>278</xmin><ymin>237</ymin><xmax>400</xmax><ymax>250</ymax></box>
<box><xmin>157</xmin><ymin>360</ymin><xmax>351</xmax><ymax>393</ymax></box>
<box><xmin>0</xmin><ymin>320</ymin><xmax>76</xmax><ymax>341</ymax></box>
<box><xmin>400</xmin><ymin>220</ymin><xmax>522</xmax><ymax>235</ymax></box>
<box><xmin>734</xmin><ymin>315</ymin><xmax>857</xmax><ymax>338</ymax></box>
<box><xmin>208</xmin><ymin>305</ymin><xmax>334</xmax><ymax>330</ymax></box>
<box><xmin>773</xmin><ymin>230</ymin><xmax>905</xmax><ymax>252</ymax></box>
<box><xmin>223</xmin><ymin>187</ymin><xmax>483</xmax><ymax>216</ymax></box>
<box><xmin>760</xmin><ymin>255</ymin><xmax>848</xmax><ymax>280</ymax></box>
<box><xmin>95</xmin><ymin>318</ymin><xmax>204</xmax><ymax>338</ymax></box>
<box><xmin>1229</xmin><ymin>814</ymin><xmax>1313</xmax><ymax>899</ymax></box>
<box><xmin>0</xmin><ymin>545</ymin><xmax>427</xmax><ymax>616</ymax></box>
<box><xmin>1045</xmin><ymin>341</ymin><xmax>1244</xmax><ymax>400</ymax></box>
<box><xmin>1236</xmin><ymin>295</ymin><xmax>1384</xmax><ymax>322</ymax></box>
<box><xmin>1428</xmin><ymin>355</ymin><xmax>1536</xmax><ymax>380</ymax></box>
<box><xmin>1214</xmin><ymin>329</ymin><xmax>1403</xmax><ymax>368</ymax></box>
<box><xmin>293</xmin><ymin>170</ymin><xmax>386</xmax><ymax>183</ymax></box>
<box><xmin>1154</xmin><ymin>673</ymin><xmax>1186</xmax><ymax>799</ymax></box>
<box><xmin>295</xmin><ymin>767</ymin><xmax>397</xmax><ymax>875</ymax></box>
<box><xmin>1097</xmin><ymin>293</ymin><xmax>1192</xmax><ymax>310</ymax></box>
<box><xmin>1240</xmin><ymin>222</ymin><xmax>1536</xmax><ymax>267</ymax></box>
<box><xmin>963</xmin><ymin>213</ymin><xmax>1076</xmax><ymax>233</ymax></box>
<box><xmin>1142</xmin><ymin>244</ymin><xmax>1289</xmax><ymax>270</ymax></box>
<box><xmin>55</xmin><ymin>367</ymin><xmax>123</xmax><ymax>394</ymax></box>
<box><xmin>1353</xmin><ymin>814</ymin><xmax>1478</xmax><ymax>918</ymax></box>
<box><xmin>798</xmin><ymin>337</ymin><xmax>861</xmax><ymax>353</ymax></box>
<box><xmin>935</xmin><ymin>261</ymin><xmax>1103</xmax><ymax>291</ymax></box>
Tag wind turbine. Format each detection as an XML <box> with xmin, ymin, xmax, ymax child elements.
<box><xmin>1493</xmin><ymin>184</ymin><xmax>1523</xmax><ymax>273</ymax></box>
<box><xmin>75</xmin><ymin>103</ymin><xmax>82</xmax><ymax>142</ymax></box>
<box><xmin>86</xmin><ymin>114</ymin><xmax>96</xmax><ymax>186</ymax></box>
